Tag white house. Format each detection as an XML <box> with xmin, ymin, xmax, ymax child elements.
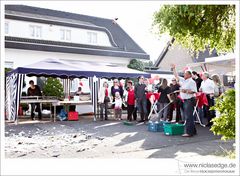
<box><xmin>152</xmin><ymin>38</ymin><xmax>235</xmax><ymax>87</ymax></box>
<box><xmin>5</xmin><ymin>5</ymin><xmax>149</xmax><ymax>93</ymax></box>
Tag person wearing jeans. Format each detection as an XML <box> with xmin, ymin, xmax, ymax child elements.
<box><xmin>134</xmin><ymin>76</ymin><xmax>148</xmax><ymax>123</ymax></box>
<box><xmin>157</xmin><ymin>78</ymin><xmax>171</xmax><ymax>121</ymax></box>
<box><xmin>27</xmin><ymin>80</ymin><xmax>42</xmax><ymax>120</ymax></box>
<box><xmin>98</xmin><ymin>82</ymin><xmax>110</xmax><ymax>121</ymax></box>
<box><xmin>171</xmin><ymin>64</ymin><xmax>197</xmax><ymax>137</ymax></box>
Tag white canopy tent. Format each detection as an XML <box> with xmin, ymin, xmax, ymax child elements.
<box><xmin>187</xmin><ymin>53</ymin><xmax>236</xmax><ymax>76</ymax></box>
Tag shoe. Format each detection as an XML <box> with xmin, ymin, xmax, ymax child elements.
<box><xmin>144</xmin><ymin>121</ymin><xmax>149</xmax><ymax>125</ymax></box>
<box><xmin>206</xmin><ymin>122</ymin><xmax>213</xmax><ymax>127</ymax></box>
<box><xmin>105</xmin><ymin>118</ymin><xmax>108</xmax><ymax>121</ymax></box>
<box><xmin>182</xmin><ymin>134</ymin><xmax>193</xmax><ymax>137</ymax></box>
<box><xmin>38</xmin><ymin>117</ymin><xmax>42</xmax><ymax>120</ymax></box>
<box><xmin>137</xmin><ymin>120</ymin><xmax>144</xmax><ymax>123</ymax></box>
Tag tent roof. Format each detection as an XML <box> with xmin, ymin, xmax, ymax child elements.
<box><xmin>187</xmin><ymin>53</ymin><xmax>235</xmax><ymax>75</ymax></box>
<box><xmin>8</xmin><ymin>58</ymin><xmax>150</xmax><ymax>79</ymax></box>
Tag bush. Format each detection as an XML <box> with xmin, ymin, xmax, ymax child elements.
<box><xmin>21</xmin><ymin>103</ymin><xmax>29</xmax><ymax>111</ymax></box>
<box><xmin>43</xmin><ymin>77</ymin><xmax>64</xmax><ymax>98</ymax></box>
<box><xmin>210</xmin><ymin>89</ymin><xmax>235</xmax><ymax>140</ymax></box>
<box><xmin>127</xmin><ymin>59</ymin><xmax>145</xmax><ymax>71</ymax></box>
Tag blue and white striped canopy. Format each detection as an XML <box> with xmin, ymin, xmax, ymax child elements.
<box><xmin>8</xmin><ymin>58</ymin><xmax>150</xmax><ymax>79</ymax></box>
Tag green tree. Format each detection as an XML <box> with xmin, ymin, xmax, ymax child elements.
<box><xmin>143</xmin><ymin>61</ymin><xmax>154</xmax><ymax>68</ymax></box>
<box><xmin>210</xmin><ymin>89</ymin><xmax>235</xmax><ymax>140</ymax></box>
<box><xmin>5</xmin><ymin>68</ymin><xmax>12</xmax><ymax>74</ymax></box>
<box><xmin>43</xmin><ymin>77</ymin><xmax>64</xmax><ymax>98</ymax></box>
<box><xmin>154</xmin><ymin>5</ymin><xmax>235</xmax><ymax>53</ymax></box>
<box><xmin>127</xmin><ymin>59</ymin><xmax>145</xmax><ymax>71</ymax></box>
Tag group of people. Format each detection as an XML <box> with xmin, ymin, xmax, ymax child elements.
<box><xmin>171</xmin><ymin>64</ymin><xmax>224</xmax><ymax>136</ymax></box>
<box><xmin>98</xmin><ymin>79</ymin><xmax>135</xmax><ymax>121</ymax></box>
<box><xmin>98</xmin><ymin>64</ymin><xmax>225</xmax><ymax>137</ymax></box>
<box><xmin>27</xmin><ymin>66</ymin><xmax>225</xmax><ymax>138</ymax></box>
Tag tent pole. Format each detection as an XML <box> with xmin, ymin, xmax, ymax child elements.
<box><xmin>15</xmin><ymin>74</ymin><xmax>24</xmax><ymax>124</ymax></box>
<box><xmin>68</xmin><ymin>77</ymin><xmax>70</xmax><ymax>99</ymax></box>
<box><xmin>203</xmin><ymin>63</ymin><xmax>208</xmax><ymax>72</ymax></box>
<box><xmin>92</xmin><ymin>76</ymin><xmax>98</xmax><ymax>121</ymax></box>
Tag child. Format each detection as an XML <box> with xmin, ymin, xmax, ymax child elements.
<box><xmin>114</xmin><ymin>92</ymin><xmax>123</xmax><ymax>120</ymax></box>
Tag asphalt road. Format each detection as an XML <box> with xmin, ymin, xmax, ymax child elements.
<box><xmin>4</xmin><ymin>117</ymin><xmax>235</xmax><ymax>159</ymax></box>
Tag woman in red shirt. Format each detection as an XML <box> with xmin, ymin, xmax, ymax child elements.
<box><xmin>126</xmin><ymin>81</ymin><xmax>137</xmax><ymax>121</ymax></box>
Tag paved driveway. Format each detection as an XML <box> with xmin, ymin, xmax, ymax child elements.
<box><xmin>4</xmin><ymin>117</ymin><xmax>234</xmax><ymax>159</ymax></box>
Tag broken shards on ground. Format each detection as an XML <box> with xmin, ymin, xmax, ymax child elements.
<box><xmin>76</xmin><ymin>148</ymin><xmax>86</xmax><ymax>152</ymax></box>
<box><xmin>17</xmin><ymin>153</ymin><xmax>27</xmax><ymax>158</ymax></box>
<box><xmin>52</xmin><ymin>154</ymin><xmax>60</xmax><ymax>158</ymax></box>
<box><xmin>96</xmin><ymin>136</ymin><xmax>104</xmax><ymax>141</ymax></box>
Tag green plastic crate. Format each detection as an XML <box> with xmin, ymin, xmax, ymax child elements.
<box><xmin>164</xmin><ymin>123</ymin><xmax>184</xmax><ymax>135</ymax></box>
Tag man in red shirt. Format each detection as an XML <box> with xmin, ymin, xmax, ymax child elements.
<box><xmin>126</xmin><ymin>81</ymin><xmax>137</xmax><ymax>121</ymax></box>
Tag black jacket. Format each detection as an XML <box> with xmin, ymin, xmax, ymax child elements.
<box><xmin>27</xmin><ymin>85</ymin><xmax>42</xmax><ymax>96</ymax></box>
<box><xmin>194</xmin><ymin>77</ymin><xmax>203</xmax><ymax>91</ymax></box>
<box><xmin>134</xmin><ymin>83</ymin><xmax>147</xmax><ymax>101</ymax></box>
<box><xmin>158</xmin><ymin>86</ymin><xmax>171</xmax><ymax>103</ymax></box>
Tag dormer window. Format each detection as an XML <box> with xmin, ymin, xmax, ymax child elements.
<box><xmin>60</xmin><ymin>29</ymin><xmax>71</xmax><ymax>41</ymax></box>
<box><xmin>87</xmin><ymin>32</ymin><xmax>97</xmax><ymax>44</ymax></box>
<box><xmin>29</xmin><ymin>25</ymin><xmax>42</xmax><ymax>38</ymax></box>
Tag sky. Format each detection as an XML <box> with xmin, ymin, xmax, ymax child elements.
<box><xmin>5</xmin><ymin>1</ymin><xmax>172</xmax><ymax>62</ymax></box>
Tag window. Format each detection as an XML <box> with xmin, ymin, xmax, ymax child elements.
<box><xmin>60</xmin><ymin>29</ymin><xmax>71</xmax><ymax>41</ymax></box>
<box><xmin>5</xmin><ymin>61</ymin><xmax>14</xmax><ymax>69</ymax></box>
<box><xmin>29</xmin><ymin>25</ymin><xmax>42</xmax><ymax>38</ymax></box>
<box><xmin>87</xmin><ymin>32</ymin><xmax>97</xmax><ymax>44</ymax></box>
<box><xmin>5</xmin><ymin>22</ymin><xmax>9</xmax><ymax>34</ymax></box>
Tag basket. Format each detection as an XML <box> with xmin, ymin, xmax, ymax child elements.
<box><xmin>148</xmin><ymin>121</ymin><xmax>170</xmax><ymax>132</ymax></box>
<box><xmin>164</xmin><ymin>123</ymin><xmax>184</xmax><ymax>135</ymax></box>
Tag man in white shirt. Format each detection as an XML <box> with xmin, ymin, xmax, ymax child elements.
<box><xmin>199</xmin><ymin>72</ymin><xmax>215</xmax><ymax>127</ymax></box>
<box><xmin>171</xmin><ymin>64</ymin><xmax>197</xmax><ymax>137</ymax></box>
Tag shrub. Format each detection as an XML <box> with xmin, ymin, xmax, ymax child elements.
<box><xmin>127</xmin><ymin>59</ymin><xmax>145</xmax><ymax>71</ymax></box>
<box><xmin>43</xmin><ymin>77</ymin><xmax>64</xmax><ymax>98</ymax></box>
<box><xmin>210</xmin><ymin>89</ymin><xmax>235</xmax><ymax>140</ymax></box>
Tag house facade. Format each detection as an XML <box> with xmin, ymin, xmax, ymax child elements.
<box><xmin>5</xmin><ymin>5</ymin><xmax>149</xmax><ymax>92</ymax></box>
<box><xmin>152</xmin><ymin>39</ymin><xmax>236</xmax><ymax>87</ymax></box>
<box><xmin>153</xmin><ymin>38</ymin><xmax>218</xmax><ymax>72</ymax></box>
